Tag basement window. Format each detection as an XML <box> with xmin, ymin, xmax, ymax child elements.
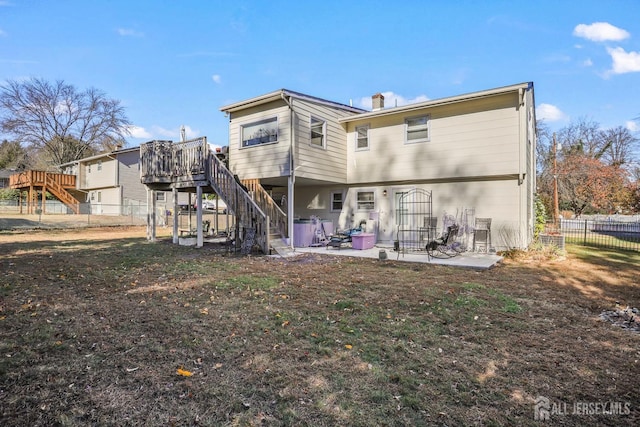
<box><xmin>330</xmin><ymin>191</ymin><xmax>344</xmax><ymax>212</ymax></box>
<box><xmin>356</xmin><ymin>191</ymin><xmax>375</xmax><ymax>211</ymax></box>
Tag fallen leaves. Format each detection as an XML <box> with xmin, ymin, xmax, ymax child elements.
<box><xmin>176</xmin><ymin>366</ymin><xmax>193</xmax><ymax>377</ymax></box>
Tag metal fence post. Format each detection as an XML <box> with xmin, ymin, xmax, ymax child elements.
<box><xmin>583</xmin><ymin>220</ymin><xmax>587</xmax><ymax>246</ymax></box>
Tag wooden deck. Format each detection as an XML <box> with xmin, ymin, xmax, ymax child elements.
<box><xmin>140</xmin><ymin>137</ymin><xmax>287</xmax><ymax>253</ymax></box>
<box><xmin>9</xmin><ymin>171</ymin><xmax>80</xmax><ymax>214</ymax></box>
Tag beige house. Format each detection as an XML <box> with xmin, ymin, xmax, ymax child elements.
<box><xmin>59</xmin><ymin>147</ymin><xmax>172</xmax><ymax>216</ymax></box>
<box><xmin>220</xmin><ymin>83</ymin><xmax>537</xmax><ymax>251</ymax></box>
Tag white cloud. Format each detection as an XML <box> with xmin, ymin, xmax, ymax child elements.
<box><xmin>154</xmin><ymin>125</ymin><xmax>200</xmax><ymax>139</ymax></box>
<box><xmin>536</xmin><ymin>103</ymin><xmax>568</xmax><ymax>122</ymax></box>
<box><xmin>626</xmin><ymin>120</ymin><xmax>640</xmax><ymax>132</ymax></box>
<box><xmin>127</xmin><ymin>124</ymin><xmax>200</xmax><ymax>140</ymax></box>
<box><xmin>606</xmin><ymin>47</ymin><xmax>640</xmax><ymax>74</ymax></box>
<box><xmin>356</xmin><ymin>91</ymin><xmax>429</xmax><ymax>110</ymax></box>
<box><xmin>573</xmin><ymin>22</ymin><xmax>630</xmax><ymax>42</ymax></box>
<box><xmin>212</xmin><ymin>74</ymin><xmax>221</xmax><ymax>84</ymax></box>
<box><xmin>582</xmin><ymin>58</ymin><xmax>593</xmax><ymax>67</ymax></box>
<box><xmin>127</xmin><ymin>125</ymin><xmax>152</xmax><ymax>139</ymax></box>
<box><xmin>117</xmin><ymin>28</ymin><xmax>144</xmax><ymax>37</ymax></box>
<box><xmin>0</xmin><ymin>28</ymin><xmax>6</xmax><ymax>37</ymax></box>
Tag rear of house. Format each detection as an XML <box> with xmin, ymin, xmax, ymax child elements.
<box><xmin>221</xmin><ymin>82</ymin><xmax>536</xmax><ymax>251</ymax></box>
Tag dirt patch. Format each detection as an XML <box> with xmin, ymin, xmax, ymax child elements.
<box><xmin>1</xmin><ymin>226</ymin><xmax>639</xmax><ymax>426</ymax></box>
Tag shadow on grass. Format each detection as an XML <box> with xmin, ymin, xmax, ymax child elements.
<box><xmin>1</xmin><ymin>232</ymin><xmax>639</xmax><ymax>426</ymax></box>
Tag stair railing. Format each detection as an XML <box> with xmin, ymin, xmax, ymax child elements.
<box><xmin>241</xmin><ymin>179</ymin><xmax>287</xmax><ymax>239</ymax></box>
<box><xmin>208</xmin><ymin>151</ymin><xmax>269</xmax><ymax>254</ymax></box>
<box><xmin>44</xmin><ymin>173</ymin><xmax>80</xmax><ymax>214</ymax></box>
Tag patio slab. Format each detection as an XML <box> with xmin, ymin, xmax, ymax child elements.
<box><xmin>290</xmin><ymin>244</ymin><xmax>502</xmax><ymax>269</ymax></box>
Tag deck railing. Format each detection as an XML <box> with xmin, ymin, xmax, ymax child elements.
<box><xmin>140</xmin><ymin>140</ymin><xmax>173</xmax><ymax>186</ymax></box>
<box><xmin>140</xmin><ymin>138</ymin><xmax>273</xmax><ymax>253</ymax></box>
<box><xmin>242</xmin><ymin>178</ymin><xmax>287</xmax><ymax>238</ymax></box>
<box><xmin>173</xmin><ymin>138</ymin><xmax>209</xmax><ymax>185</ymax></box>
<box><xmin>10</xmin><ymin>171</ymin><xmax>76</xmax><ymax>189</ymax></box>
<box><xmin>208</xmin><ymin>151</ymin><xmax>269</xmax><ymax>253</ymax></box>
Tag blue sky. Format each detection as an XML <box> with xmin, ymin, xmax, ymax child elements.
<box><xmin>1</xmin><ymin>0</ymin><xmax>639</xmax><ymax>149</ymax></box>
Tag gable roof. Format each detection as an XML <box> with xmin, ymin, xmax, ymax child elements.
<box><xmin>219</xmin><ymin>89</ymin><xmax>366</xmax><ymax>114</ymax></box>
<box><xmin>339</xmin><ymin>82</ymin><xmax>533</xmax><ymax>123</ymax></box>
<box><xmin>57</xmin><ymin>146</ymin><xmax>139</xmax><ymax>168</ymax></box>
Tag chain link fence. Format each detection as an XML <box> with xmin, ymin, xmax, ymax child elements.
<box><xmin>0</xmin><ymin>200</ymin><xmax>234</xmax><ymax>233</ymax></box>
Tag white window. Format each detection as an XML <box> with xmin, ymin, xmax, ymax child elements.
<box><xmin>405</xmin><ymin>115</ymin><xmax>430</xmax><ymax>143</ymax></box>
<box><xmin>330</xmin><ymin>191</ymin><xmax>343</xmax><ymax>212</ymax></box>
<box><xmin>356</xmin><ymin>125</ymin><xmax>369</xmax><ymax>150</ymax></box>
<box><xmin>356</xmin><ymin>191</ymin><xmax>375</xmax><ymax>211</ymax></box>
<box><xmin>241</xmin><ymin>117</ymin><xmax>278</xmax><ymax>148</ymax></box>
<box><xmin>97</xmin><ymin>191</ymin><xmax>102</xmax><ymax>203</ymax></box>
<box><xmin>90</xmin><ymin>192</ymin><xmax>95</xmax><ymax>201</ymax></box>
<box><xmin>97</xmin><ymin>160</ymin><xmax>102</xmax><ymax>171</ymax></box>
<box><xmin>155</xmin><ymin>192</ymin><xmax>166</xmax><ymax>202</ymax></box>
<box><xmin>87</xmin><ymin>164</ymin><xmax>91</xmax><ymax>173</ymax></box>
<box><xmin>310</xmin><ymin>116</ymin><xmax>326</xmax><ymax>148</ymax></box>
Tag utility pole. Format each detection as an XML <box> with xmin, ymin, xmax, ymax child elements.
<box><xmin>552</xmin><ymin>133</ymin><xmax>560</xmax><ymax>229</ymax></box>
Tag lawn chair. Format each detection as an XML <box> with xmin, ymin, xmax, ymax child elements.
<box><xmin>473</xmin><ymin>217</ymin><xmax>492</xmax><ymax>253</ymax></box>
<box><xmin>326</xmin><ymin>221</ymin><xmax>365</xmax><ymax>249</ymax></box>
<box><xmin>426</xmin><ymin>224</ymin><xmax>463</xmax><ymax>259</ymax></box>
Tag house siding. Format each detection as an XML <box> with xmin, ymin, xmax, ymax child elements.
<box><xmin>228</xmin><ymin>100</ymin><xmax>292</xmax><ymax>180</ymax></box>
<box><xmin>117</xmin><ymin>150</ymin><xmax>146</xmax><ymax>202</ymax></box>
<box><xmin>294</xmin><ymin>179</ymin><xmax>525</xmax><ymax>249</ymax></box>
<box><xmin>346</xmin><ymin>93</ymin><xmax>521</xmax><ymax>183</ymax></box>
<box><xmin>82</xmin><ymin>157</ymin><xmax>117</xmax><ymax>190</ymax></box>
<box><xmin>292</xmin><ymin>98</ymin><xmax>352</xmax><ymax>184</ymax></box>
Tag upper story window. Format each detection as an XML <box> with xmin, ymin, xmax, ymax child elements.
<box><xmin>356</xmin><ymin>125</ymin><xmax>369</xmax><ymax>150</ymax></box>
<box><xmin>330</xmin><ymin>191</ymin><xmax>343</xmax><ymax>212</ymax></box>
<box><xmin>87</xmin><ymin>164</ymin><xmax>91</xmax><ymax>173</ymax></box>
<box><xmin>241</xmin><ymin>117</ymin><xmax>278</xmax><ymax>148</ymax></box>
<box><xmin>155</xmin><ymin>192</ymin><xmax>166</xmax><ymax>202</ymax></box>
<box><xmin>97</xmin><ymin>160</ymin><xmax>102</xmax><ymax>171</ymax></box>
<box><xmin>310</xmin><ymin>116</ymin><xmax>326</xmax><ymax>148</ymax></box>
<box><xmin>356</xmin><ymin>191</ymin><xmax>375</xmax><ymax>211</ymax></box>
<box><xmin>405</xmin><ymin>115</ymin><xmax>430</xmax><ymax>144</ymax></box>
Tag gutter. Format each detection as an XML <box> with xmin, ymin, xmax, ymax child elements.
<box><xmin>338</xmin><ymin>82</ymin><xmax>532</xmax><ymax>123</ymax></box>
<box><xmin>281</xmin><ymin>92</ymin><xmax>295</xmax><ymax>249</ymax></box>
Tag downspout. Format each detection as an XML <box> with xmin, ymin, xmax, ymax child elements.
<box><xmin>281</xmin><ymin>91</ymin><xmax>295</xmax><ymax>249</ymax></box>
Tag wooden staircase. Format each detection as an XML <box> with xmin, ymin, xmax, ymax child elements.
<box><xmin>9</xmin><ymin>171</ymin><xmax>80</xmax><ymax>214</ymax></box>
<box><xmin>140</xmin><ymin>138</ymin><xmax>288</xmax><ymax>254</ymax></box>
<box><xmin>44</xmin><ymin>174</ymin><xmax>80</xmax><ymax>214</ymax></box>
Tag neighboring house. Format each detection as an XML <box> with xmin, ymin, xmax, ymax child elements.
<box><xmin>59</xmin><ymin>147</ymin><xmax>173</xmax><ymax>216</ymax></box>
<box><xmin>0</xmin><ymin>169</ymin><xmax>12</xmax><ymax>189</ymax></box>
<box><xmin>220</xmin><ymin>83</ymin><xmax>537</xmax><ymax>250</ymax></box>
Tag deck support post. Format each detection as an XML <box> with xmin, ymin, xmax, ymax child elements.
<box><xmin>196</xmin><ymin>185</ymin><xmax>203</xmax><ymax>248</ymax></box>
<box><xmin>172</xmin><ymin>187</ymin><xmax>179</xmax><ymax>244</ymax></box>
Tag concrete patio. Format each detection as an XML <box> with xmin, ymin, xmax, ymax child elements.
<box><xmin>288</xmin><ymin>244</ymin><xmax>503</xmax><ymax>269</ymax></box>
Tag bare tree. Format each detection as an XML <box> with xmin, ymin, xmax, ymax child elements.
<box><xmin>555</xmin><ymin>117</ymin><xmax>608</xmax><ymax>158</ymax></box>
<box><xmin>600</xmin><ymin>126</ymin><xmax>638</xmax><ymax>167</ymax></box>
<box><xmin>0</xmin><ymin>78</ymin><xmax>131</xmax><ymax>166</ymax></box>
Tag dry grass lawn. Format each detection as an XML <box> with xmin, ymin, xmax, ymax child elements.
<box><xmin>0</xmin><ymin>226</ymin><xmax>638</xmax><ymax>426</ymax></box>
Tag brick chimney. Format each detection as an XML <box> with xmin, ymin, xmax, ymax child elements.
<box><xmin>372</xmin><ymin>93</ymin><xmax>384</xmax><ymax>111</ymax></box>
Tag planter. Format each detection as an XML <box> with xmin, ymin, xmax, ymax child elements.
<box><xmin>178</xmin><ymin>236</ymin><xmax>197</xmax><ymax>246</ymax></box>
<box><xmin>539</xmin><ymin>234</ymin><xmax>565</xmax><ymax>250</ymax></box>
